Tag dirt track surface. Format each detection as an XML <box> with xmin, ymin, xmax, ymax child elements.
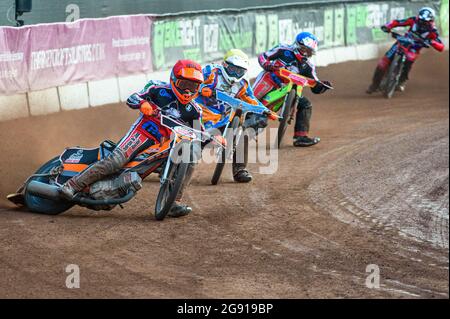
<box><xmin>0</xmin><ymin>52</ymin><xmax>448</xmax><ymax>298</ymax></box>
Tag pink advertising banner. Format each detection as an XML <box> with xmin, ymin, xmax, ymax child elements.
<box><xmin>0</xmin><ymin>15</ymin><xmax>153</xmax><ymax>95</ymax></box>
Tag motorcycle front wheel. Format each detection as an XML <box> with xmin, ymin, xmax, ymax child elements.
<box><xmin>383</xmin><ymin>54</ymin><xmax>404</xmax><ymax>99</ymax></box>
<box><xmin>277</xmin><ymin>89</ymin><xmax>296</xmax><ymax>148</ymax></box>
<box><xmin>154</xmin><ymin>159</ymin><xmax>189</xmax><ymax>221</ymax></box>
<box><xmin>211</xmin><ymin>116</ymin><xmax>241</xmax><ymax>185</ymax></box>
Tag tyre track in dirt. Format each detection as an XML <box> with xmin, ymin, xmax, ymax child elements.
<box><xmin>0</xmin><ymin>52</ymin><xmax>448</xmax><ymax>298</ymax></box>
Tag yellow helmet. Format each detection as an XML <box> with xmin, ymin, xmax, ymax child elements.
<box><xmin>222</xmin><ymin>49</ymin><xmax>249</xmax><ymax>84</ymax></box>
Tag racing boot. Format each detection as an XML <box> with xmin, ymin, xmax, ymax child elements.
<box><xmin>293</xmin><ymin>135</ymin><xmax>321</xmax><ymax>147</ymax></box>
<box><xmin>167</xmin><ymin>163</ymin><xmax>196</xmax><ymax>217</ymax></box>
<box><xmin>366</xmin><ymin>66</ymin><xmax>385</xmax><ymax>94</ymax></box>
<box><xmin>59</xmin><ymin>148</ymin><xmax>127</xmax><ymax>200</ymax></box>
<box><xmin>232</xmin><ymin>137</ymin><xmax>251</xmax><ymax>183</ymax></box>
<box><xmin>233</xmin><ymin>169</ymin><xmax>253</xmax><ymax>183</ymax></box>
<box><xmin>168</xmin><ymin>202</ymin><xmax>192</xmax><ymax>218</ymax></box>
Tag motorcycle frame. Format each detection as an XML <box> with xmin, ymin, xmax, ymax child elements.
<box><xmin>262</xmin><ymin>69</ymin><xmax>317</xmax><ymax>116</ymax></box>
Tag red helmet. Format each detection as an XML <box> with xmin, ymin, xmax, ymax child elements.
<box><xmin>170</xmin><ymin>60</ymin><xmax>204</xmax><ymax>105</ymax></box>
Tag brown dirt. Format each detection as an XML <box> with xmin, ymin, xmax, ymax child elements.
<box><xmin>0</xmin><ymin>52</ymin><xmax>448</xmax><ymax>298</ymax></box>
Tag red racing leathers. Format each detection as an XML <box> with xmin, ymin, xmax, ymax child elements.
<box><xmin>253</xmin><ymin>44</ymin><xmax>330</xmax><ymax>138</ymax></box>
<box><xmin>368</xmin><ymin>16</ymin><xmax>444</xmax><ymax>93</ymax></box>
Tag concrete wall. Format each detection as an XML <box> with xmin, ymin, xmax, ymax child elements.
<box><xmin>0</xmin><ymin>39</ymin><xmax>448</xmax><ymax>122</ymax></box>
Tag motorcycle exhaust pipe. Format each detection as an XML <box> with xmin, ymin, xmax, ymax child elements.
<box><xmin>26</xmin><ymin>180</ymin><xmax>136</xmax><ymax>206</ymax></box>
<box><xmin>26</xmin><ymin>181</ymin><xmax>62</xmax><ymax>201</ymax></box>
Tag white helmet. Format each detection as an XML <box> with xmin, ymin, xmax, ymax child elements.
<box><xmin>222</xmin><ymin>49</ymin><xmax>249</xmax><ymax>84</ymax></box>
<box><xmin>418</xmin><ymin>7</ymin><xmax>435</xmax><ymax>22</ymax></box>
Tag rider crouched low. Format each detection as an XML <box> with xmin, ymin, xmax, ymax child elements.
<box><xmin>367</xmin><ymin>7</ymin><xmax>445</xmax><ymax>94</ymax></box>
<box><xmin>196</xmin><ymin>49</ymin><xmax>263</xmax><ymax>183</ymax></box>
<box><xmin>60</xmin><ymin>60</ymin><xmax>205</xmax><ymax>218</ymax></box>
<box><xmin>253</xmin><ymin>32</ymin><xmax>332</xmax><ymax>147</ymax></box>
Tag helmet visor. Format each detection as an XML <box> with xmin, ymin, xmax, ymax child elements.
<box><xmin>225</xmin><ymin>63</ymin><xmax>247</xmax><ymax>79</ymax></box>
<box><xmin>418</xmin><ymin>19</ymin><xmax>432</xmax><ymax>29</ymax></box>
<box><xmin>179</xmin><ymin>68</ymin><xmax>204</xmax><ymax>82</ymax></box>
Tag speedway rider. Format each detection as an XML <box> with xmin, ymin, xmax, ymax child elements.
<box><xmin>366</xmin><ymin>7</ymin><xmax>445</xmax><ymax>94</ymax></box>
<box><xmin>197</xmin><ymin>49</ymin><xmax>265</xmax><ymax>183</ymax></box>
<box><xmin>60</xmin><ymin>60</ymin><xmax>205</xmax><ymax>218</ymax></box>
<box><xmin>253</xmin><ymin>32</ymin><xmax>333</xmax><ymax>147</ymax></box>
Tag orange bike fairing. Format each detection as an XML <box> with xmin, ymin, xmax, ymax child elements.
<box><xmin>124</xmin><ymin>161</ymin><xmax>141</xmax><ymax>168</ymax></box>
<box><xmin>63</xmin><ymin>163</ymin><xmax>89</xmax><ymax>172</ymax></box>
<box><xmin>123</xmin><ymin>139</ymin><xmax>172</xmax><ymax>168</ymax></box>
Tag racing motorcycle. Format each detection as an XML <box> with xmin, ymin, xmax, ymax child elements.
<box><xmin>257</xmin><ymin>68</ymin><xmax>333</xmax><ymax>148</ymax></box>
<box><xmin>380</xmin><ymin>31</ymin><xmax>430</xmax><ymax>99</ymax></box>
<box><xmin>7</xmin><ymin>114</ymin><xmax>217</xmax><ymax>221</ymax></box>
<box><xmin>208</xmin><ymin>91</ymin><xmax>277</xmax><ymax>185</ymax></box>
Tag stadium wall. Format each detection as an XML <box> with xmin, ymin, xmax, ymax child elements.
<box><xmin>0</xmin><ymin>0</ymin><xmax>448</xmax><ymax>122</ymax></box>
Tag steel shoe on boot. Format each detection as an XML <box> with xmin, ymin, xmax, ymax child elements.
<box><xmin>396</xmin><ymin>83</ymin><xmax>406</xmax><ymax>92</ymax></box>
<box><xmin>233</xmin><ymin>169</ymin><xmax>253</xmax><ymax>183</ymax></box>
<box><xmin>168</xmin><ymin>203</ymin><xmax>192</xmax><ymax>218</ymax></box>
<box><xmin>366</xmin><ymin>84</ymin><xmax>379</xmax><ymax>94</ymax></box>
<box><xmin>293</xmin><ymin>136</ymin><xmax>321</xmax><ymax>147</ymax></box>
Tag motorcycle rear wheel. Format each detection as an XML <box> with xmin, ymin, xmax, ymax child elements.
<box><xmin>24</xmin><ymin>157</ymin><xmax>74</xmax><ymax>215</ymax></box>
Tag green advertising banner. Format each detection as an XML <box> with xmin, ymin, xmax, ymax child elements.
<box><xmin>440</xmin><ymin>0</ymin><xmax>449</xmax><ymax>37</ymax></box>
<box><xmin>151</xmin><ymin>0</ymin><xmax>441</xmax><ymax>71</ymax></box>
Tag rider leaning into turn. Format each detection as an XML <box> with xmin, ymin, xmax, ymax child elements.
<box><xmin>253</xmin><ymin>32</ymin><xmax>332</xmax><ymax>147</ymax></box>
<box><xmin>60</xmin><ymin>60</ymin><xmax>205</xmax><ymax>218</ymax></box>
<box><xmin>366</xmin><ymin>7</ymin><xmax>445</xmax><ymax>94</ymax></box>
<box><xmin>196</xmin><ymin>49</ymin><xmax>262</xmax><ymax>183</ymax></box>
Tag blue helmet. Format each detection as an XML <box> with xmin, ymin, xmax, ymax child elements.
<box><xmin>295</xmin><ymin>32</ymin><xmax>318</xmax><ymax>57</ymax></box>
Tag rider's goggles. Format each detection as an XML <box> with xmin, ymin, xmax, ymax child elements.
<box><xmin>224</xmin><ymin>62</ymin><xmax>247</xmax><ymax>79</ymax></box>
<box><xmin>418</xmin><ymin>19</ymin><xmax>433</xmax><ymax>29</ymax></box>
<box><xmin>298</xmin><ymin>46</ymin><xmax>315</xmax><ymax>58</ymax></box>
<box><xmin>175</xmin><ymin>79</ymin><xmax>201</xmax><ymax>94</ymax></box>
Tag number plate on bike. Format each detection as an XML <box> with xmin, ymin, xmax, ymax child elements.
<box><xmin>173</xmin><ymin>126</ymin><xmax>197</xmax><ymax>139</ymax></box>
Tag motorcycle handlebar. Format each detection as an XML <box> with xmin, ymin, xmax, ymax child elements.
<box><xmin>390</xmin><ymin>31</ymin><xmax>430</xmax><ymax>48</ymax></box>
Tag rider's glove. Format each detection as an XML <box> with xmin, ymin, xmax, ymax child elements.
<box><xmin>140</xmin><ymin>101</ymin><xmax>155</xmax><ymax>116</ymax></box>
<box><xmin>265</xmin><ymin>61</ymin><xmax>283</xmax><ymax>72</ymax></box>
<box><xmin>312</xmin><ymin>80</ymin><xmax>333</xmax><ymax>94</ymax></box>
<box><xmin>266</xmin><ymin>111</ymin><xmax>278</xmax><ymax>121</ymax></box>
<box><xmin>381</xmin><ymin>25</ymin><xmax>390</xmax><ymax>33</ymax></box>
<box><xmin>431</xmin><ymin>39</ymin><xmax>445</xmax><ymax>52</ymax></box>
<box><xmin>322</xmin><ymin>80</ymin><xmax>333</xmax><ymax>90</ymax></box>
<box><xmin>201</xmin><ymin>87</ymin><xmax>214</xmax><ymax>98</ymax></box>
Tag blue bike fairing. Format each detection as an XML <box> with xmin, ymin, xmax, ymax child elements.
<box><xmin>216</xmin><ymin>91</ymin><xmax>269</xmax><ymax>115</ymax></box>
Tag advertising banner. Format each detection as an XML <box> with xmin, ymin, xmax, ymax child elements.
<box><xmin>151</xmin><ymin>1</ymin><xmax>440</xmax><ymax>70</ymax></box>
<box><xmin>0</xmin><ymin>0</ymin><xmax>443</xmax><ymax>95</ymax></box>
<box><xmin>0</xmin><ymin>15</ymin><xmax>153</xmax><ymax>95</ymax></box>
